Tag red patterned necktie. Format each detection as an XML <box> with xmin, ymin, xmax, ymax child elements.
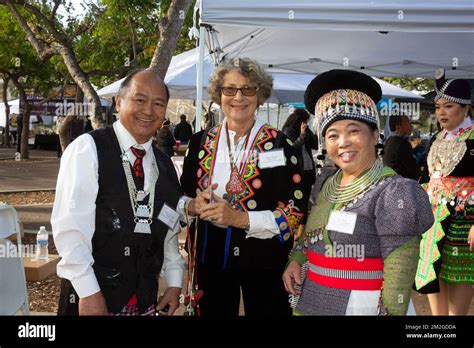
<box><xmin>130</xmin><ymin>147</ymin><xmax>146</xmax><ymax>178</ymax></box>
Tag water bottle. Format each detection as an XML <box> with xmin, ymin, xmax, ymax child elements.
<box><xmin>36</xmin><ymin>226</ymin><xmax>49</xmax><ymax>260</ymax></box>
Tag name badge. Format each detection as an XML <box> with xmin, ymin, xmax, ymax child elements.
<box><xmin>157</xmin><ymin>203</ymin><xmax>179</xmax><ymax>230</ymax></box>
<box><xmin>258</xmin><ymin>149</ymin><xmax>286</xmax><ymax>169</ymax></box>
<box><xmin>326</xmin><ymin>211</ymin><xmax>357</xmax><ymax>235</ymax></box>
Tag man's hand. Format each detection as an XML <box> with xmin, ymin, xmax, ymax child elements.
<box><xmin>188</xmin><ymin>183</ymin><xmax>219</xmax><ymax>216</ymax></box>
<box><xmin>79</xmin><ymin>291</ymin><xmax>108</xmax><ymax>316</ymax></box>
<box><xmin>157</xmin><ymin>287</ymin><xmax>181</xmax><ymax>316</ymax></box>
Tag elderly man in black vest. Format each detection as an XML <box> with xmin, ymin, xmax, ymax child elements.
<box><xmin>52</xmin><ymin>69</ymin><xmax>185</xmax><ymax>316</ymax></box>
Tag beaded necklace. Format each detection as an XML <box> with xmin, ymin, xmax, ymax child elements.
<box><xmin>322</xmin><ymin>160</ymin><xmax>384</xmax><ymax>204</ymax></box>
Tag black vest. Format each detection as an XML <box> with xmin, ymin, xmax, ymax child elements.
<box><xmin>88</xmin><ymin>127</ymin><xmax>181</xmax><ymax>313</ymax></box>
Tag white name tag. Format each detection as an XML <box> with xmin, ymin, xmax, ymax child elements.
<box><xmin>157</xmin><ymin>203</ymin><xmax>179</xmax><ymax>230</ymax></box>
<box><xmin>258</xmin><ymin>149</ymin><xmax>286</xmax><ymax>169</ymax></box>
<box><xmin>326</xmin><ymin>211</ymin><xmax>357</xmax><ymax>235</ymax></box>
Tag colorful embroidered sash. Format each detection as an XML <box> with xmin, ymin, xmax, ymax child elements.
<box><xmin>415</xmin><ymin>176</ymin><xmax>474</xmax><ymax>289</ymax></box>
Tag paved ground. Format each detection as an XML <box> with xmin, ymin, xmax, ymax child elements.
<box><xmin>15</xmin><ymin>204</ymin><xmax>53</xmax><ymax>231</ymax></box>
<box><xmin>0</xmin><ymin>148</ymin><xmax>59</xmax><ymax>192</ymax></box>
<box><xmin>1</xmin><ymin>146</ymin><xmax>472</xmax><ymax>316</ymax></box>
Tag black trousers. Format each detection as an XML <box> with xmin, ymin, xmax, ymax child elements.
<box><xmin>196</xmin><ymin>265</ymin><xmax>291</xmax><ymax>318</ymax></box>
<box><xmin>57</xmin><ymin>279</ymin><xmax>79</xmax><ymax>315</ymax></box>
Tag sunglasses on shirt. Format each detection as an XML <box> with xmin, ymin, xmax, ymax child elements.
<box><xmin>220</xmin><ymin>86</ymin><xmax>258</xmax><ymax>97</ymax></box>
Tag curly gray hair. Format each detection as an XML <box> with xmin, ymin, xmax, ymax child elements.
<box><xmin>207</xmin><ymin>58</ymin><xmax>273</xmax><ymax>106</ymax></box>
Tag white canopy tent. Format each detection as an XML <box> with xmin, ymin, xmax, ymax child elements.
<box><xmin>195</xmin><ymin>0</ymin><xmax>474</xmax><ymax>130</ymax></box>
<box><xmin>97</xmin><ymin>49</ymin><xmax>217</xmax><ymax>100</ymax></box>
<box><xmin>0</xmin><ymin>98</ymin><xmax>112</xmax><ymax>128</ymax></box>
<box><xmin>97</xmin><ymin>48</ymin><xmax>422</xmax><ymax>102</ymax></box>
<box><xmin>0</xmin><ymin>99</ymin><xmax>19</xmax><ymax>128</ymax></box>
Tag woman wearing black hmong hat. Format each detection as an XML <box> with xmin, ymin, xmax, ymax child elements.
<box><xmin>414</xmin><ymin>70</ymin><xmax>474</xmax><ymax>315</ymax></box>
<box><xmin>282</xmin><ymin>69</ymin><xmax>434</xmax><ymax>315</ymax></box>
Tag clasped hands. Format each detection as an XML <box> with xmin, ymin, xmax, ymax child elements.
<box><xmin>187</xmin><ymin>183</ymin><xmax>249</xmax><ymax>229</ymax></box>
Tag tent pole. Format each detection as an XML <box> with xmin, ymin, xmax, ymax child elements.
<box><xmin>277</xmin><ymin>104</ymin><xmax>281</xmax><ymax>129</ymax></box>
<box><xmin>195</xmin><ymin>26</ymin><xmax>206</xmax><ymax>132</ymax></box>
<box><xmin>266</xmin><ymin>101</ymin><xmax>270</xmax><ymax>124</ymax></box>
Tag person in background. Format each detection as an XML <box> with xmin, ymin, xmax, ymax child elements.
<box><xmin>156</xmin><ymin>119</ymin><xmax>176</xmax><ymax>157</ymax></box>
<box><xmin>410</xmin><ymin>131</ymin><xmax>428</xmax><ymax>179</ymax></box>
<box><xmin>382</xmin><ymin>115</ymin><xmax>420</xmax><ymax>180</ymax></box>
<box><xmin>84</xmin><ymin>116</ymin><xmax>93</xmax><ymax>133</ymax></box>
<box><xmin>173</xmin><ymin>114</ymin><xmax>193</xmax><ymax>144</ymax></box>
<box><xmin>282</xmin><ymin>108</ymin><xmax>317</xmax><ymax>230</ymax></box>
<box><xmin>409</xmin><ymin>131</ymin><xmax>426</xmax><ymax>166</ymax></box>
<box><xmin>16</xmin><ymin>113</ymin><xmax>22</xmax><ymax>153</ymax></box>
<box><xmin>414</xmin><ymin>70</ymin><xmax>474</xmax><ymax>315</ymax></box>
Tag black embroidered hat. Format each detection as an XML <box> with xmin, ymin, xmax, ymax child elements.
<box><xmin>304</xmin><ymin>69</ymin><xmax>382</xmax><ymax>137</ymax></box>
<box><xmin>434</xmin><ymin>69</ymin><xmax>471</xmax><ymax>105</ymax></box>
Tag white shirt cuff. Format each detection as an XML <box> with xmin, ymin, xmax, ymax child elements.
<box><xmin>165</xmin><ymin>268</ymin><xmax>184</xmax><ymax>288</ymax></box>
<box><xmin>247</xmin><ymin>211</ymin><xmax>280</xmax><ymax>239</ymax></box>
<box><xmin>177</xmin><ymin>196</ymin><xmax>196</xmax><ymax>223</ymax></box>
<box><xmin>70</xmin><ymin>272</ymin><xmax>101</xmax><ymax>299</ymax></box>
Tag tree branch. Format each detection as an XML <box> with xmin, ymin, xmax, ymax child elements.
<box><xmin>149</xmin><ymin>0</ymin><xmax>192</xmax><ymax>78</ymax></box>
<box><xmin>73</xmin><ymin>19</ymin><xmax>95</xmax><ymax>37</ymax></box>
<box><xmin>51</xmin><ymin>0</ymin><xmax>61</xmax><ymax>21</ymax></box>
<box><xmin>4</xmin><ymin>0</ymin><xmax>59</xmax><ymax>61</ymax></box>
<box><xmin>9</xmin><ymin>0</ymin><xmax>71</xmax><ymax>45</ymax></box>
<box><xmin>125</xmin><ymin>6</ymin><xmax>138</xmax><ymax>61</ymax></box>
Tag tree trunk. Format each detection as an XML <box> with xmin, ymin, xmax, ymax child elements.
<box><xmin>56</xmin><ymin>115</ymin><xmax>76</xmax><ymax>152</ymax></box>
<box><xmin>13</xmin><ymin>80</ymin><xmax>31</xmax><ymax>159</ymax></box>
<box><xmin>2</xmin><ymin>76</ymin><xmax>11</xmax><ymax>148</ymax></box>
<box><xmin>149</xmin><ymin>0</ymin><xmax>192</xmax><ymax>78</ymax></box>
<box><xmin>57</xmin><ymin>87</ymin><xmax>85</xmax><ymax>152</ymax></box>
<box><xmin>57</xmin><ymin>46</ymin><xmax>103</xmax><ymax>129</ymax></box>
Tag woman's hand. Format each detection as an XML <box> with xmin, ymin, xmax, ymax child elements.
<box><xmin>199</xmin><ymin>192</ymin><xmax>249</xmax><ymax>229</ymax></box>
<box><xmin>282</xmin><ymin>261</ymin><xmax>302</xmax><ymax>295</ymax></box>
<box><xmin>156</xmin><ymin>287</ymin><xmax>181</xmax><ymax>316</ymax></box>
<box><xmin>187</xmin><ymin>183</ymin><xmax>218</xmax><ymax>216</ymax></box>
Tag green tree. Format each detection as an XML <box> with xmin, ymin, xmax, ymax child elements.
<box><xmin>0</xmin><ymin>6</ymin><xmax>60</xmax><ymax>158</ymax></box>
<box><xmin>382</xmin><ymin>77</ymin><xmax>434</xmax><ymax>94</ymax></box>
<box><xmin>2</xmin><ymin>0</ymin><xmax>195</xmax><ymax>151</ymax></box>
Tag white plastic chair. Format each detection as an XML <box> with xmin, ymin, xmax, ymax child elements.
<box><xmin>0</xmin><ymin>205</ymin><xmax>30</xmax><ymax>315</ymax></box>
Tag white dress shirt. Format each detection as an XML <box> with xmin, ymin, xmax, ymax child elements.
<box><xmin>51</xmin><ymin>120</ymin><xmax>184</xmax><ymax>299</ymax></box>
<box><xmin>208</xmin><ymin>118</ymin><xmax>280</xmax><ymax>239</ymax></box>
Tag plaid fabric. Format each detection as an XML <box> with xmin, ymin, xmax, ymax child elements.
<box><xmin>110</xmin><ymin>294</ymin><xmax>156</xmax><ymax>316</ymax></box>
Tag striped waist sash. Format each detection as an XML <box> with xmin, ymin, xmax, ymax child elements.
<box><xmin>307</xmin><ymin>250</ymin><xmax>384</xmax><ymax>290</ymax></box>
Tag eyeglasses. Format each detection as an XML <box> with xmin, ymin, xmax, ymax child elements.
<box><xmin>221</xmin><ymin>86</ymin><xmax>258</xmax><ymax>97</ymax></box>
